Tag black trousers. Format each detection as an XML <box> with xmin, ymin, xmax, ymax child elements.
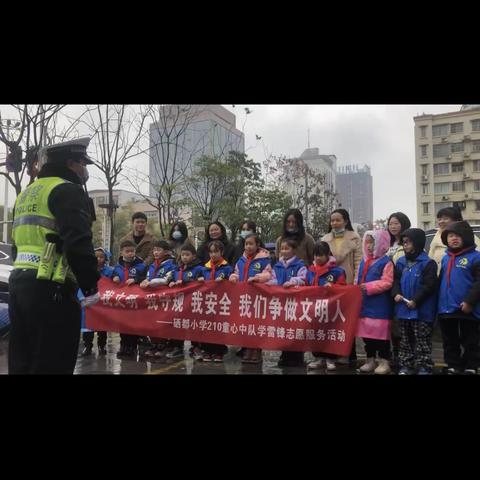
<box><xmin>363</xmin><ymin>338</ymin><xmax>391</xmax><ymax>360</ymax></box>
<box><xmin>83</xmin><ymin>331</ymin><xmax>107</xmax><ymax>348</ymax></box>
<box><xmin>439</xmin><ymin>317</ymin><xmax>480</xmax><ymax>370</ymax></box>
<box><xmin>8</xmin><ymin>270</ymin><xmax>81</xmax><ymax>375</ymax></box>
<box><xmin>202</xmin><ymin>343</ymin><xmax>228</xmax><ymax>355</ymax></box>
<box><xmin>120</xmin><ymin>334</ymin><xmax>138</xmax><ymax>349</ymax></box>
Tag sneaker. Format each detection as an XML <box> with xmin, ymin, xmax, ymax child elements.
<box><xmin>464</xmin><ymin>368</ymin><xmax>477</xmax><ymax>375</ymax></box>
<box><xmin>191</xmin><ymin>347</ymin><xmax>204</xmax><ymax>361</ymax></box>
<box><xmin>307</xmin><ymin>358</ymin><xmax>325</xmax><ymax>370</ymax></box>
<box><xmin>359</xmin><ymin>358</ymin><xmax>376</xmax><ymax>373</ymax></box>
<box><xmin>374</xmin><ymin>359</ymin><xmax>391</xmax><ymax>375</ymax></box>
<box><xmin>326</xmin><ymin>359</ymin><xmax>337</xmax><ymax>371</ymax></box>
<box><xmin>417</xmin><ymin>367</ymin><xmax>432</xmax><ymax>375</ymax></box>
<box><xmin>166</xmin><ymin>347</ymin><xmax>184</xmax><ymax>359</ymax></box>
<box><xmin>213</xmin><ymin>354</ymin><xmax>224</xmax><ymax>363</ymax></box>
<box><xmin>202</xmin><ymin>353</ymin><xmax>213</xmax><ymax>362</ymax></box>
<box><xmin>446</xmin><ymin>367</ymin><xmax>462</xmax><ymax>375</ymax></box>
<box><xmin>398</xmin><ymin>367</ymin><xmax>413</xmax><ymax>375</ymax></box>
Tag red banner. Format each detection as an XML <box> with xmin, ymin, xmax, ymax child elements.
<box><xmin>86</xmin><ymin>278</ymin><xmax>362</xmax><ymax>355</ymax></box>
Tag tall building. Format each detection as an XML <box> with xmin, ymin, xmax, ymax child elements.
<box><xmin>149</xmin><ymin>105</ymin><xmax>245</xmax><ymax>198</ymax></box>
<box><xmin>336</xmin><ymin>165</ymin><xmax>373</xmax><ymax>225</ymax></box>
<box><xmin>283</xmin><ymin>148</ymin><xmax>337</xmax><ymax>228</ymax></box>
<box><xmin>414</xmin><ymin>105</ymin><xmax>480</xmax><ymax>230</ymax></box>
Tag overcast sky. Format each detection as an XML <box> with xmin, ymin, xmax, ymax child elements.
<box><xmin>1</xmin><ymin>104</ymin><xmax>462</xmax><ymax>226</ymax></box>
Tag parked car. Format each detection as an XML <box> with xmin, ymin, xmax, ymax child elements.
<box><xmin>0</xmin><ymin>244</ymin><xmax>12</xmax><ymax>337</ymax></box>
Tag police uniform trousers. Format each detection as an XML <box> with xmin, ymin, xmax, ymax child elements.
<box><xmin>8</xmin><ymin>269</ymin><xmax>81</xmax><ymax>374</ymax></box>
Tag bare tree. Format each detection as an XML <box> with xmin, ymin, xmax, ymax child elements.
<box><xmin>0</xmin><ymin>104</ymin><xmax>67</xmax><ymax>194</ymax></box>
<box><xmin>79</xmin><ymin>104</ymin><xmax>150</xmax><ymax>252</ymax></box>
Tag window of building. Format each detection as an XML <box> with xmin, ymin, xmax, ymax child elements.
<box><xmin>474</xmin><ymin>160</ymin><xmax>480</xmax><ymax>172</ymax></box>
<box><xmin>451</xmin><ymin>142</ymin><xmax>464</xmax><ymax>153</ymax></box>
<box><xmin>434</xmin><ymin>163</ymin><xmax>449</xmax><ymax>175</ymax></box>
<box><xmin>432</xmin><ymin>124</ymin><xmax>449</xmax><ymax>137</ymax></box>
<box><xmin>423</xmin><ymin>222</ymin><xmax>430</xmax><ymax>230</ymax></box>
<box><xmin>475</xmin><ymin>180</ymin><xmax>480</xmax><ymax>191</ymax></box>
<box><xmin>472</xmin><ymin>119</ymin><xmax>480</xmax><ymax>132</ymax></box>
<box><xmin>420</xmin><ymin>126</ymin><xmax>427</xmax><ymax>138</ymax></box>
<box><xmin>421</xmin><ymin>164</ymin><xmax>428</xmax><ymax>175</ymax></box>
<box><xmin>473</xmin><ymin>140</ymin><xmax>480</xmax><ymax>153</ymax></box>
<box><xmin>450</xmin><ymin>123</ymin><xmax>464</xmax><ymax>134</ymax></box>
<box><xmin>422</xmin><ymin>184</ymin><xmax>429</xmax><ymax>194</ymax></box>
<box><xmin>435</xmin><ymin>202</ymin><xmax>452</xmax><ymax>212</ymax></box>
<box><xmin>420</xmin><ymin>145</ymin><xmax>428</xmax><ymax>157</ymax></box>
<box><xmin>423</xmin><ymin>203</ymin><xmax>429</xmax><ymax>214</ymax></box>
<box><xmin>452</xmin><ymin>181</ymin><xmax>465</xmax><ymax>192</ymax></box>
<box><xmin>434</xmin><ymin>182</ymin><xmax>450</xmax><ymax>194</ymax></box>
<box><xmin>433</xmin><ymin>143</ymin><xmax>450</xmax><ymax>158</ymax></box>
<box><xmin>453</xmin><ymin>201</ymin><xmax>466</xmax><ymax>210</ymax></box>
<box><xmin>475</xmin><ymin>200</ymin><xmax>480</xmax><ymax>211</ymax></box>
<box><xmin>452</xmin><ymin>163</ymin><xmax>464</xmax><ymax>173</ymax></box>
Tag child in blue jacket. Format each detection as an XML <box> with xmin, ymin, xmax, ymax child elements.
<box><xmin>199</xmin><ymin>240</ymin><xmax>233</xmax><ymax>362</ymax></box>
<box><xmin>113</xmin><ymin>240</ymin><xmax>147</xmax><ymax>357</ymax></box>
<box><xmin>80</xmin><ymin>247</ymin><xmax>114</xmax><ymax>357</ymax></box>
<box><xmin>437</xmin><ymin>221</ymin><xmax>480</xmax><ymax>375</ymax></box>
<box><xmin>392</xmin><ymin>229</ymin><xmax>437</xmax><ymax>375</ymax></box>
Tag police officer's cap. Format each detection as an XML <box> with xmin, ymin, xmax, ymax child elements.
<box><xmin>39</xmin><ymin>137</ymin><xmax>95</xmax><ymax>168</ymax></box>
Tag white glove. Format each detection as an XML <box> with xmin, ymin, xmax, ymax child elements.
<box><xmin>81</xmin><ymin>292</ymin><xmax>101</xmax><ymax>308</ymax></box>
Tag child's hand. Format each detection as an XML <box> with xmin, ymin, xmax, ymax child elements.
<box><xmin>247</xmin><ymin>276</ymin><xmax>256</xmax><ymax>283</ymax></box>
<box><xmin>215</xmin><ymin>277</ymin><xmax>223</xmax><ymax>282</ymax></box>
<box><xmin>113</xmin><ymin>276</ymin><xmax>120</xmax><ymax>284</ymax></box>
<box><xmin>198</xmin><ymin>277</ymin><xmax>205</xmax><ymax>282</ymax></box>
<box><xmin>168</xmin><ymin>282</ymin><xmax>175</xmax><ymax>288</ymax></box>
<box><xmin>461</xmin><ymin>302</ymin><xmax>473</xmax><ymax>314</ymax></box>
<box><xmin>229</xmin><ymin>276</ymin><xmax>237</xmax><ymax>284</ymax></box>
<box><xmin>140</xmin><ymin>280</ymin><xmax>149</xmax><ymax>289</ymax></box>
<box><xmin>324</xmin><ymin>282</ymin><xmax>332</xmax><ymax>287</ymax></box>
<box><xmin>406</xmin><ymin>300</ymin><xmax>416</xmax><ymax>309</ymax></box>
<box><xmin>394</xmin><ymin>294</ymin><xmax>404</xmax><ymax>303</ymax></box>
<box><xmin>283</xmin><ymin>281</ymin><xmax>294</xmax><ymax>289</ymax></box>
<box><xmin>126</xmin><ymin>279</ymin><xmax>135</xmax><ymax>286</ymax></box>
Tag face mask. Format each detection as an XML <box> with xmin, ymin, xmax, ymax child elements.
<box><xmin>286</xmin><ymin>228</ymin><xmax>298</xmax><ymax>234</ymax></box>
<box><xmin>172</xmin><ymin>231</ymin><xmax>183</xmax><ymax>240</ymax></box>
<box><xmin>79</xmin><ymin>165</ymin><xmax>89</xmax><ymax>183</ymax></box>
<box><xmin>240</xmin><ymin>231</ymin><xmax>253</xmax><ymax>239</ymax></box>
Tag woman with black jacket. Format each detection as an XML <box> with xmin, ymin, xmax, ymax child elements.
<box><xmin>197</xmin><ymin>221</ymin><xmax>236</xmax><ymax>265</ymax></box>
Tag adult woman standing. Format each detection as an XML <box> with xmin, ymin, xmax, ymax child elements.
<box><xmin>386</xmin><ymin>211</ymin><xmax>411</xmax><ymax>371</ymax></box>
<box><xmin>275</xmin><ymin>208</ymin><xmax>315</xmax><ymax>368</ymax></box>
<box><xmin>233</xmin><ymin>219</ymin><xmax>258</xmax><ymax>266</ymax></box>
<box><xmin>309</xmin><ymin>209</ymin><xmax>362</xmax><ymax>370</ymax></box>
<box><xmin>168</xmin><ymin>221</ymin><xmax>194</xmax><ymax>262</ymax></box>
<box><xmin>197</xmin><ymin>221</ymin><xmax>236</xmax><ymax>265</ymax></box>
<box><xmin>386</xmin><ymin>212</ymin><xmax>411</xmax><ymax>265</ymax></box>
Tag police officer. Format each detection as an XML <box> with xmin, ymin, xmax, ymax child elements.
<box><xmin>8</xmin><ymin>137</ymin><xmax>100</xmax><ymax>374</ymax></box>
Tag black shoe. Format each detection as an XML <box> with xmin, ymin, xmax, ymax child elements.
<box><xmin>117</xmin><ymin>346</ymin><xmax>129</xmax><ymax>357</ymax></box>
<box><xmin>277</xmin><ymin>357</ymin><xmax>305</xmax><ymax>368</ymax></box>
<box><xmin>98</xmin><ymin>346</ymin><xmax>107</xmax><ymax>355</ymax></box>
<box><xmin>236</xmin><ymin>347</ymin><xmax>246</xmax><ymax>358</ymax></box>
<box><xmin>81</xmin><ymin>346</ymin><xmax>93</xmax><ymax>357</ymax></box>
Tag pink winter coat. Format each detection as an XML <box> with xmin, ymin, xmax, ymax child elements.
<box><xmin>356</xmin><ymin>229</ymin><xmax>394</xmax><ymax>341</ymax></box>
